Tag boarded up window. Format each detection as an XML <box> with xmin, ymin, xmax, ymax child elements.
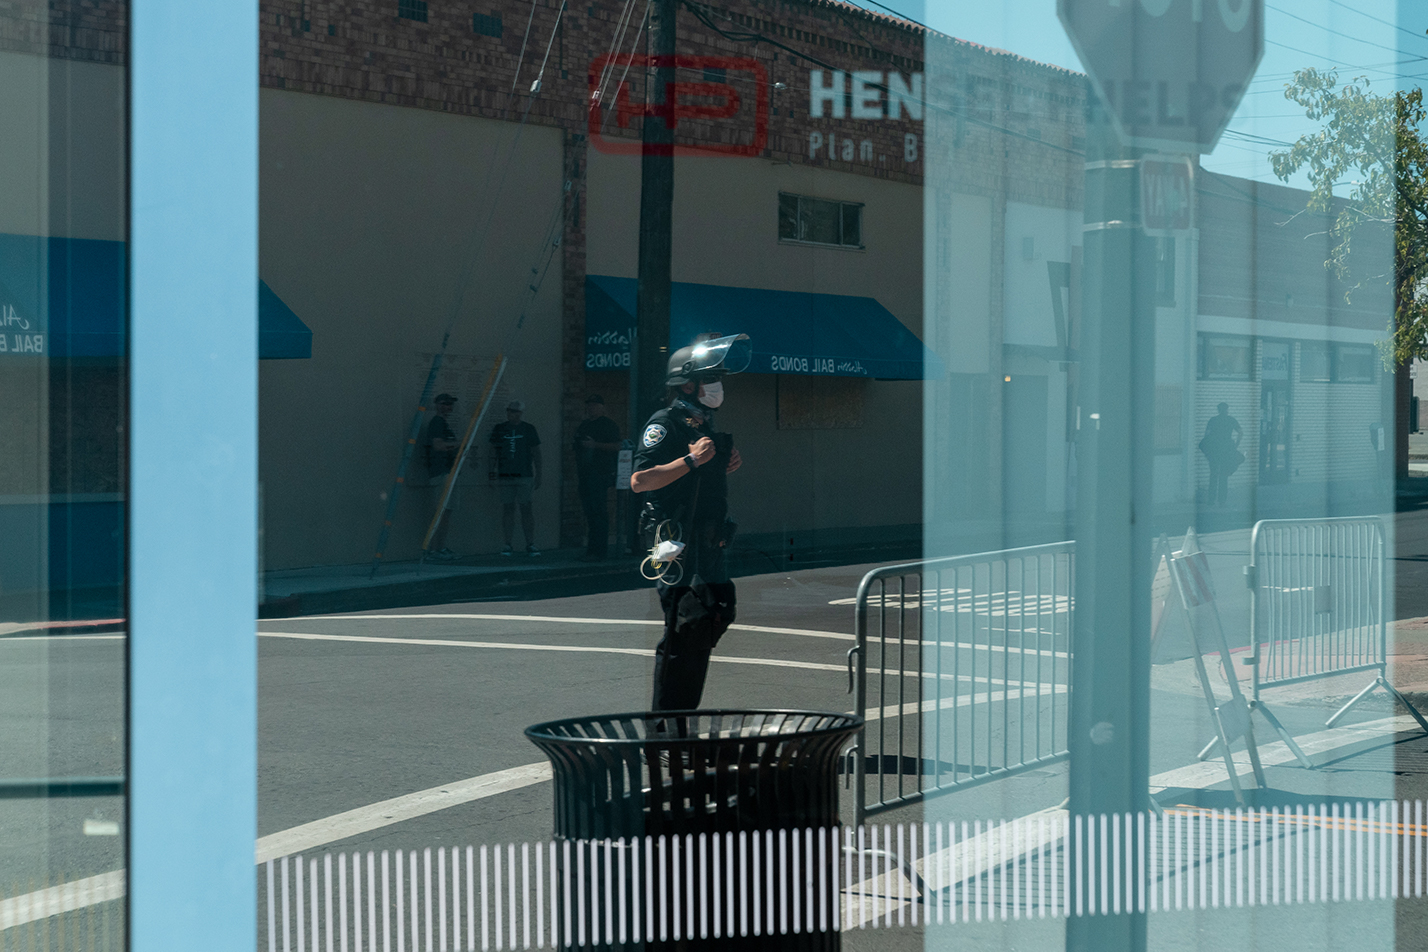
<box><xmin>776</xmin><ymin>375</ymin><xmax>867</xmax><ymax>429</ymax></box>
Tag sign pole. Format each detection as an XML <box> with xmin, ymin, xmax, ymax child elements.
<box><xmin>1066</xmin><ymin>106</ymin><xmax>1155</xmax><ymax>952</ymax></box>
<box><xmin>1056</xmin><ymin>4</ymin><xmax>1262</xmax><ymax>947</ymax></box>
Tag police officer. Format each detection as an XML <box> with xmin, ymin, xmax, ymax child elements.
<box><xmin>630</xmin><ymin>333</ymin><xmax>751</xmax><ymax>711</ymax></box>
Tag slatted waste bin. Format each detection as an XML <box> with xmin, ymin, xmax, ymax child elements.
<box><xmin>525</xmin><ymin>709</ymin><xmax>861</xmax><ymax>950</ymax></box>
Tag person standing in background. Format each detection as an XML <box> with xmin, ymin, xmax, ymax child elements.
<box><xmin>574</xmin><ymin>395</ymin><xmax>621</xmax><ymax>561</ymax></box>
<box><xmin>421</xmin><ymin>393</ymin><xmax>461</xmax><ymax>560</ymax></box>
<box><xmin>489</xmin><ymin>399</ymin><xmax>542</xmax><ymax>556</ymax></box>
<box><xmin>1199</xmin><ymin>402</ymin><xmax>1243</xmax><ymax>508</ymax></box>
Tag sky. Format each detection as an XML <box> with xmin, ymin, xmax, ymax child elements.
<box><xmin>845</xmin><ymin>0</ymin><xmax>1428</xmax><ymax>186</ymax></box>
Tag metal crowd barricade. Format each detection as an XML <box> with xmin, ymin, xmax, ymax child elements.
<box><xmin>1248</xmin><ymin>516</ymin><xmax>1428</xmax><ymax>739</ymax></box>
<box><xmin>847</xmin><ymin>542</ymin><xmax>1074</xmax><ymax>824</ymax></box>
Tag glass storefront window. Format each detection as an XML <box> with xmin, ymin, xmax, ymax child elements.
<box><xmin>244</xmin><ymin>0</ymin><xmax>1428</xmax><ymax>946</ymax></box>
<box><xmin>9</xmin><ymin>0</ymin><xmax>1423</xmax><ymax>945</ymax></box>
<box><xmin>1</xmin><ymin>0</ymin><xmax>129</xmax><ymax>942</ymax></box>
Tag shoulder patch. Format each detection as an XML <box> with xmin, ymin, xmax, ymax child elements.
<box><xmin>642</xmin><ymin>423</ymin><xmax>667</xmax><ymax>448</ymax></box>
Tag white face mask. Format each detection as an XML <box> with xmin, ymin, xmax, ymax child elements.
<box><xmin>698</xmin><ymin>381</ymin><xmax>724</xmax><ymax>409</ymax></box>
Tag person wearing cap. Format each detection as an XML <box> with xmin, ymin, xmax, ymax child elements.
<box><xmin>488</xmin><ymin>399</ymin><xmax>543</xmax><ymax>556</ymax></box>
<box><xmin>573</xmin><ymin>394</ymin><xmax>622</xmax><ymax>561</ymax></box>
<box><xmin>422</xmin><ymin>393</ymin><xmax>461</xmax><ymax>560</ymax></box>
<box><xmin>630</xmin><ymin>333</ymin><xmax>749</xmax><ymax>711</ymax></box>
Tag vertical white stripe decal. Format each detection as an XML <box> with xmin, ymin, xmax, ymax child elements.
<box><xmin>450</xmin><ymin>848</ymin><xmax>460</xmax><ymax>952</ymax></box>
<box><xmin>312</xmin><ymin>860</ymin><xmax>320</xmax><ymax>952</ymax></box>
<box><xmin>896</xmin><ymin>824</ymin><xmax>906</xmax><ymax>926</ymax></box>
<box><xmin>658</xmin><ymin>835</ymin><xmax>668</xmax><ymax>942</ymax></box>
<box><xmin>480</xmin><ymin>845</ymin><xmax>489</xmax><ymax>952</ymax></box>
<box><xmin>436</xmin><ymin>849</ymin><xmax>446</xmax><ymax>952</ymax></box>
<box><xmin>373</xmin><ymin>851</ymin><xmax>383</xmax><ymax>952</ymax></box>
<box><xmin>1136</xmin><ymin>813</ymin><xmax>1145</xmax><ymax>914</ymax></box>
<box><xmin>698</xmin><ymin>833</ymin><xmax>709</xmax><ymax>940</ymax></box>
<box><xmin>326</xmin><ymin>854</ymin><xmax>336</xmax><ymax>952</ymax></box>
<box><xmin>412</xmin><ymin>851</ymin><xmax>422</xmax><ymax>952</ymax></box>
<box><xmin>748</xmin><ymin>833</ymin><xmax>759</xmax><ymax>936</ymax></box>
<box><xmin>1111</xmin><ymin>813</ymin><xmax>1121</xmax><ymax>915</ymax></box>
<box><xmin>818</xmin><ymin>827</ymin><xmax>828</xmax><ymax>934</ymax></box>
<box><xmin>467</xmin><ymin>847</ymin><xmax>477</xmax><ymax>952</ymax></box>
<box><xmin>338</xmin><ymin>855</ymin><xmax>349</xmax><ymax>952</ymax></box>
<box><xmin>768</xmin><ymin>829</ymin><xmax>778</xmax><ymax>936</ymax></box>
<box><xmin>298</xmin><ymin>854</ymin><xmax>307</xmax><ymax>952</ymax></box>
<box><xmin>937</xmin><ymin>821</ymin><xmax>947</xmax><ymax>925</ymax></box>
<box><xmin>780</xmin><ymin>829</ymin><xmax>790</xmax><ymax>935</ymax></box>
<box><xmin>268</xmin><ymin>859</ymin><xmax>278</xmax><ymax>952</ymax></box>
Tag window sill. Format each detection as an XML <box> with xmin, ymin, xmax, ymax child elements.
<box><xmin>777</xmin><ymin>238</ymin><xmax>866</xmax><ymax>252</ymax></box>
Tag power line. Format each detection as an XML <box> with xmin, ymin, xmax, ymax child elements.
<box><xmin>1326</xmin><ymin>0</ymin><xmax>1428</xmax><ymax>43</ymax></box>
<box><xmin>1266</xmin><ymin>3</ymin><xmax>1424</xmax><ymax>57</ymax></box>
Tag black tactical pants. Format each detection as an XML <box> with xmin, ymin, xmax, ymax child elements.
<box><xmin>651</xmin><ymin>543</ymin><xmax>736</xmax><ymax>711</ymax></box>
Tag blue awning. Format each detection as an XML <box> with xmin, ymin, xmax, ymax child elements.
<box><xmin>257</xmin><ymin>280</ymin><xmax>312</xmax><ymax>359</ymax></box>
<box><xmin>0</xmin><ymin>233</ymin><xmax>312</xmax><ymax>359</ymax></box>
<box><xmin>585</xmin><ymin>275</ymin><xmax>941</xmax><ymax>380</ymax></box>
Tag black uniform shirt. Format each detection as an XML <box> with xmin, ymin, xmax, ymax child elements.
<box><xmin>574</xmin><ymin>415</ymin><xmax>621</xmax><ymax>479</ymax></box>
<box><xmin>634</xmin><ymin>401</ymin><xmax>731</xmax><ymax>526</ymax></box>
<box><xmin>423</xmin><ymin>414</ymin><xmax>457</xmax><ymax>478</ymax></box>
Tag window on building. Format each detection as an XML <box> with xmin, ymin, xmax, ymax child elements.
<box><xmin>703</xmin><ymin>66</ymin><xmax>726</xmax><ymax>82</ymax></box>
<box><xmin>1198</xmin><ymin>334</ymin><xmax>1252</xmax><ymax>380</ymax></box>
<box><xmin>1334</xmin><ymin>343</ymin><xmax>1379</xmax><ymax>383</ymax></box>
<box><xmin>1154</xmin><ymin>237</ymin><xmax>1175</xmax><ymax>306</ymax></box>
<box><xmin>472</xmin><ymin>12</ymin><xmax>502</xmax><ymax>37</ymax></box>
<box><xmin>778</xmin><ymin>192</ymin><xmax>863</xmax><ymax>248</ymax></box>
<box><xmin>398</xmin><ymin>0</ymin><xmax>428</xmax><ymax>22</ymax></box>
<box><xmin>1299</xmin><ymin>340</ymin><xmax>1331</xmax><ymax>382</ymax></box>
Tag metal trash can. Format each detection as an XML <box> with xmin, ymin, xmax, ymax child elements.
<box><xmin>525</xmin><ymin>709</ymin><xmax>861</xmax><ymax>950</ymax></box>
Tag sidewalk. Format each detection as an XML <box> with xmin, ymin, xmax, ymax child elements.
<box><xmin>1152</xmin><ymin>613</ymin><xmax>1428</xmax><ymax>713</ymax></box>
<box><xmin>258</xmin><ymin>526</ymin><xmax>924</xmax><ymax>617</ymax></box>
<box><xmin>259</xmin><ymin>549</ymin><xmax>640</xmax><ymax>617</ymax></box>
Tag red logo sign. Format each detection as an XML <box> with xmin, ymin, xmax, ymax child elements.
<box><xmin>588</xmin><ymin>55</ymin><xmax>768</xmax><ymax>156</ymax></box>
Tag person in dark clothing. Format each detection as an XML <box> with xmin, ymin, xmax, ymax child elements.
<box><xmin>1199</xmin><ymin>402</ymin><xmax>1243</xmax><ymax>507</ymax></box>
<box><xmin>573</xmin><ymin>394</ymin><xmax>622</xmax><ymax>561</ymax></box>
<box><xmin>422</xmin><ymin>393</ymin><xmax>460</xmax><ymax>560</ymax></box>
<box><xmin>488</xmin><ymin>399</ymin><xmax>543</xmax><ymax>556</ymax></box>
<box><xmin>631</xmin><ymin>333</ymin><xmax>750</xmax><ymax>711</ymax></box>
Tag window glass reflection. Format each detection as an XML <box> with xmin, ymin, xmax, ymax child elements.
<box><xmin>248</xmin><ymin>1</ymin><xmax>1424</xmax><ymax>949</ymax></box>
<box><xmin>0</xmin><ymin>0</ymin><xmax>129</xmax><ymax>942</ymax></box>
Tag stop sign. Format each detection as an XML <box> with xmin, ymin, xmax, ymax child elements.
<box><xmin>1059</xmin><ymin>0</ymin><xmax>1264</xmax><ymax>154</ymax></box>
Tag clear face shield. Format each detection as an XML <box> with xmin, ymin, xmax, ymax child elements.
<box><xmin>686</xmin><ymin>333</ymin><xmax>752</xmax><ymax>377</ymax></box>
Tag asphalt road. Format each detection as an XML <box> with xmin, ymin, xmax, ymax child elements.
<box><xmin>254</xmin><ymin>562</ymin><xmax>1423</xmax><ymax>850</ymax></box>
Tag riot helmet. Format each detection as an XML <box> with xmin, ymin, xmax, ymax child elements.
<box><xmin>664</xmin><ymin>333</ymin><xmax>752</xmax><ymax>386</ymax></box>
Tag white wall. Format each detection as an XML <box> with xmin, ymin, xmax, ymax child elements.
<box><xmin>586</xmin><ymin>150</ymin><xmax>927</xmax><ymax>538</ymax></box>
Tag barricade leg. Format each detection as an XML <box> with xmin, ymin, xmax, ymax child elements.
<box><xmin>1325</xmin><ymin>678</ymin><xmax>1386</xmax><ymax>729</ymax></box>
<box><xmin>1247</xmin><ymin>701</ymin><xmax>1314</xmax><ymax>769</ymax></box>
<box><xmin>1326</xmin><ymin>676</ymin><xmax>1428</xmax><ymax>734</ymax></box>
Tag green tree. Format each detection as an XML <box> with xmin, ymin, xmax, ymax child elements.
<box><xmin>1269</xmin><ymin>69</ymin><xmax>1428</xmax><ymax>369</ymax></box>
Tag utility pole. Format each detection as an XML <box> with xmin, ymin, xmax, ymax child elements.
<box><xmin>632</xmin><ymin>0</ymin><xmax>678</xmax><ymax>429</ymax></box>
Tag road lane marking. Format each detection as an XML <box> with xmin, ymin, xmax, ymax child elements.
<box><xmin>254</xmin><ymin>762</ymin><xmax>553</xmax><ymax>864</ymax></box>
<box><xmin>289</xmin><ymin>613</ymin><xmax>1067</xmax><ymax>657</ymax></box>
<box><xmin>0</xmin><ymin>871</ymin><xmax>125</xmax><ymax>930</ymax></box>
<box><xmin>259</xmin><ymin>631</ymin><xmax>1061</xmax><ymax>688</ymax></box>
<box><xmin>282</xmin><ymin>612</ymin><xmax>857</xmax><ymax>642</ymax></box>
<box><xmin>0</xmin><ymin>634</ymin><xmax>126</xmax><ymax>642</ymax></box>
